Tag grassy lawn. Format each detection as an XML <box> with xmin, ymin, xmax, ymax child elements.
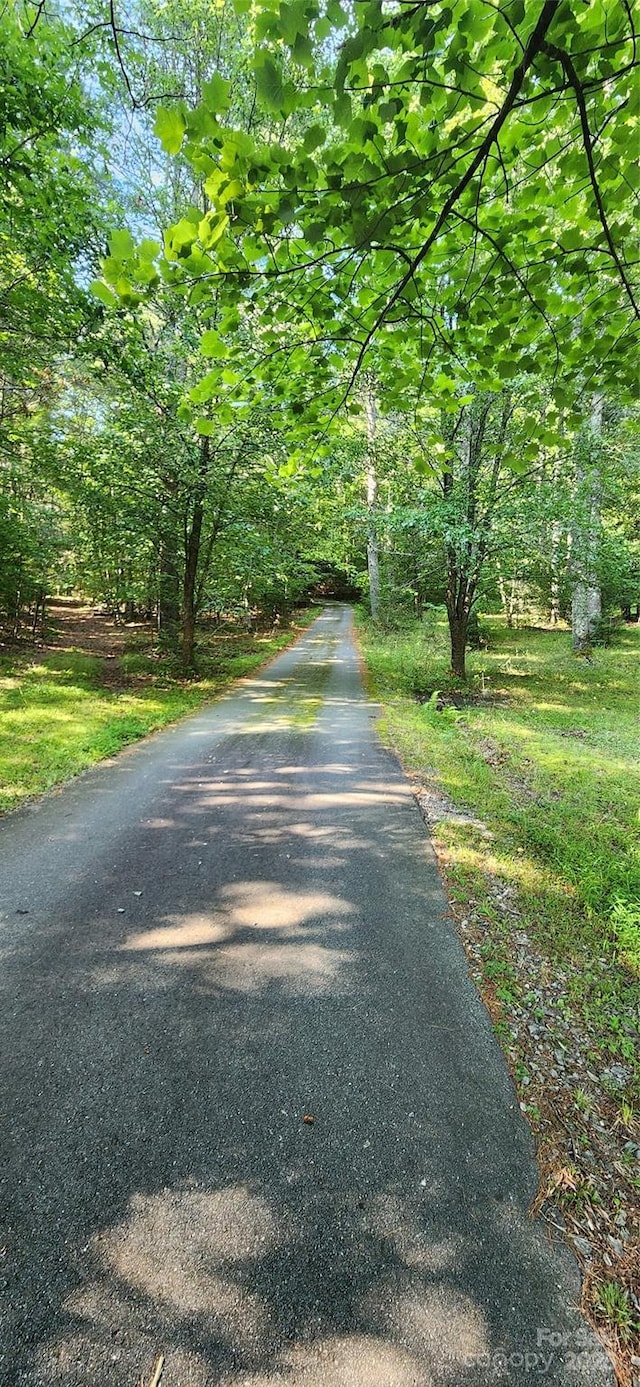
<box><xmin>0</xmin><ymin>611</ymin><xmax>319</xmax><ymax>815</ymax></box>
<box><xmin>357</xmin><ymin>609</ymin><xmax>639</xmax><ymax>1025</ymax></box>
<box><xmin>356</xmin><ymin>607</ymin><xmax>640</xmax><ymax>1371</ymax></box>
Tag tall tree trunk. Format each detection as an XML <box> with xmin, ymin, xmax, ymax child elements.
<box><xmin>157</xmin><ymin>531</ymin><xmax>181</xmax><ymax>635</ymax></box>
<box><xmin>181</xmin><ymin>436</ymin><xmax>210</xmax><ymax>668</ymax></box>
<box><xmin>496</xmin><ymin>559</ymin><xmax>517</xmax><ymax>627</ymax></box>
<box><xmin>445</xmin><ymin>411</ymin><xmax>472</xmax><ymax>679</ymax></box>
<box><xmin>550</xmin><ymin>517</ymin><xmax>562</xmax><ymax>624</ymax></box>
<box><xmin>549</xmin><ymin>452</ymin><xmax>563</xmax><ymax>624</ymax></box>
<box><xmin>365</xmin><ymin>386</ymin><xmax>380</xmax><ymax>622</ymax></box>
<box><xmin>446</xmin><ymin>547</ymin><xmax>472</xmax><ymax>680</ymax></box>
<box><xmin>448</xmin><ymin>605</ymin><xmax>469</xmax><ymax>679</ymax></box>
<box><xmin>31</xmin><ymin>587</ymin><xmax>45</xmax><ymax>637</ymax></box>
<box><xmin>572</xmin><ymin>395</ymin><xmax>603</xmax><ymax>652</ymax></box>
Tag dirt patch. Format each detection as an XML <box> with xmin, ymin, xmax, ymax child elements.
<box><xmin>44</xmin><ymin>599</ymin><xmax>155</xmax><ymax>661</ymax></box>
<box><xmin>0</xmin><ymin>600</ymin><xmax>159</xmax><ymax>691</ymax></box>
<box><xmin>408</xmin><ymin>772</ymin><xmax>494</xmax><ymax>840</ymax></box>
<box><xmin>414</xmin><ymin>688</ymin><xmax>509</xmax><ymax>709</ymax></box>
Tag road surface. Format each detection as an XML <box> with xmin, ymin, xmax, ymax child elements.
<box><xmin>0</xmin><ymin>606</ymin><xmax>612</xmax><ymax>1385</ymax></box>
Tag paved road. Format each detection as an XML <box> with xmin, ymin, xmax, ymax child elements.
<box><xmin>0</xmin><ymin>607</ymin><xmax>612</xmax><ymax>1386</ymax></box>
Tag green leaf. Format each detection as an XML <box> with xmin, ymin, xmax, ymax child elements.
<box><xmin>202</xmin><ymin>73</ymin><xmax>231</xmax><ymax>113</ymax></box>
<box><xmin>169</xmin><ymin>218</ymin><xmax>198</xmax><ymax>251</ymax></box>
<box><xmin>435</xmin><ymin>373</ymin><xmax>456</xmax><ymax>394</ymax></box>
<box><xmin>303</xmin><ymin>124</ymin><xmax>326</xmax><ymax>154</ymax></box>
<box><xmin>200</xmin><ymin>331</ymin><xmax>226</xmax><ymax>358</ymax></box>
<box><xmin>503</xmin><ymin>454</ymin><xmax>529</xmax><ymax>474</ymax></box>
<box><xmin>139</xmin><ymin>238</ymin><xmax>161</xmax><ymax>261</ymax></box>
<box><xmin>90</xmin><ymin>280</ymin><xmax>118</xmax><ymax>308</ymax></box>
<box><xmin>154</xmin><ymin>106</ymin><xmax>186</xmax><ymax>155</ymax></box>
<box><xmin>108</xmin><ymin>229</ymin><xmax>134</xmax><ymax>260</ymax></box>
<box><xmin>198</xmin><ymin>211</ymin><xmax>230</xmax><ymax>248</ymax></box>
<box><xmin>327</xmin><ymin>0</ymin><xmax>348</xmax><ymax>27</ymax></box>
<box><xmin>194</xmin><ymin>417</ymin><xmax>216</xmax><ymax>436</ymax></box>
<box><xmin>255</xmin><ymin>57</ymin><xmax>285</xmax><ymax>113</ymax></box>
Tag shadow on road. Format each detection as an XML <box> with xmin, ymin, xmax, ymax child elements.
<box><xmin>0</xmin><ymin>610</ymin><xmax>610</xmax><ymax>1385</ymax></box>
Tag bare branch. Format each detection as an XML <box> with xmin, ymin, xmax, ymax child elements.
<box><xmin>544</xmin><ymin>41</ymin><xmax>639</xmax><ymax>319</ymax></box>
<box><xmin>23</xmin><ymin>0</ymin><xmax>47</xmax><ymax>39</ymax></box>
<box><xmin>109</xmin><ymin>0</ymin><xmax>138</xmax><ymax>109</ymax></box>
<box><xmin>342</xmin><ymin>0</ymin><xmax>560</xmax><ymax>396</ymax></box>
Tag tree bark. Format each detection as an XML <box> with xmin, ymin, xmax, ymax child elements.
<box><xmin>445</xmin><ymin>411</ymin><xmax>472</xmax><ymax>679</ymax></box>
<box><xmin>181</xmin><ymin>436</ymin><xmax>210</xmax><ymax>668</ymax></box>
<box><xmin>448</xmin><ymin>606</ymin><xmax>469</xmax><ymax>679</ymax></box>
<box><xmin>549</xmin><ymin>452</ymin><xmax>564</xmax><ymax>625</ymax></box>
<box><xmin>496</xmin><ymin>560</ymin><xmax>517</xmax><ymax>627</ymax></box>
<box><xmin>550</xmin><ymin>516</ymin><xmax>562</xmax><ymax>624</ymax></box>
<box><xmin>157</xmin><ymin>531</ymin><xmax>181</xmax><ymax>635</ymax></box>
<box><xmin>572</xmin><ymin>395</ymin><xmax>603</xmax><ymax>652</ymax></box>
<box><xmin>365</xmin><ymin>386</ymin><xmax>380</xmax><ymax>622</ymax></box>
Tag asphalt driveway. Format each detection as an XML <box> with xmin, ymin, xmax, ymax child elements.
<box><xmin>0</xmin><ymin>606</ymin><xmax>612</xmax><ymax>1385</ymax></box>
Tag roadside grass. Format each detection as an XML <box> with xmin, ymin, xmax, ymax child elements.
<box><xmin>356</xmin><ymin>605</ymin><xmax>640</xmax><ymax>1378</ymax></box>
<box><xmin>0</xmin><ymin>611</ymin><xmax>320</xmax><ymax>815</ymax></box>
<box><xmin>357</xmin><ymin>608</ymin><xmax>639</xmax><ymax>1021</ymax></box>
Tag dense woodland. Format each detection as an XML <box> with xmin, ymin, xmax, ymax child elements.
<box><xmin>1</xmin><ymin>0</ymin><xmax>639</xmax><ymax>674</ymax></box>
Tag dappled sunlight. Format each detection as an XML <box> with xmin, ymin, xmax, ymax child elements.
<box><xmin>480</xmin><ymin>720</ymin><xmax>635</xmax><ymax>781</ymax></box>
<box><xmin>36</xmin><ymin>1187</ymin><xmax>283</xmax><ymax>1384</ymax></box>
<box><xmin>124</xmin><ymin>885</ymin><xmax>355</xmax><ymax>955</ymax></box>
<box><xmin>209</xmin><ymin>938</ymin><xmax>356</xmax><ymax>994</ymax></box>
<box><xmin>369</xmin><ymin>1194</ymin><xmax>463</xmax><ymax>1274</ymax></box>
<box><xmin>38</xmin><ymin>1326</ymin><xmax>213</xmax><ymax>1387</ymax></box>
<box><xmin>170</xmin><ymin>772</ymin><xmax>409</xmax><ymax>817</ymax></box>
<box><xmin>532</xmin><ymin>701</ymin><xmax>574</xmax><ymax>714</ymax></box>
<box><xmin>360</xmin><ymin>1282</ymin><xmax>490</xmax><ymax>1374</ymax></box>
<box><xmin>236</xmin><ymin>1335</ymin><xmax>428</xmax><ymax>1386</ymax></box>
<box><xmin>274</xmin><ymin>763</ymin><xmax>353</xmax><ymax>776</ymax></box>
<box><xmin>244</xmin><ymin>820</ymin><xmax>372</xmax><ymax>852</ymax></box>
<box><xmin>121</xmin><ymin>926</ymin><xmax>357</xmax><ymax>995</ymax></box>
<box><xmin>218</xmin><ymin>881</ymin><xmax>355</xmax><ymax>930</ymax></box>
<box><xmin>98</xmin><ymin>1185</ymin><xmax>281</xmax><ymax>1323</ymax></box>
<box><xmin>35</xmin><ymin>1176</ymin><xmax>501</xmax><ymax>1387</ymax></box>
<box><xmin>122</xmin><ymin>880</ymin><xmax>358</xmax><ymax>994</ymax></box>
<box><xmin>124</xmin><ymin>911</ymin><xmax>232</xmax><ymax>951</ymax></box>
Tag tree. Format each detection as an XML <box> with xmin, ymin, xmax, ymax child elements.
<box><xmin>0</xmin><ymin>2</ymin><xmax>107</xmax><ymax>629</ymax></box>
<box><xmin>94</xmin><ymin>0</ymin><xmax>637</xmax><ymax>669</ymax></box>
<box><xmin>5</xmin><ymin>1</ymin><xmax>638</xmax><ymax>676</ymax></box>
<box><xmin>129</xmin><ymin>0</ymin><xmax>638</xmax><ymax>409</ymax></box>
<box><xmin>363</xmin><ymin>379</ymin><xmax>380</xmax><ymax>623</ymax></box>
<box><xmin>572</xmin><ymin>396</ymin><xmax>604</xmax><ymax>652</ymax></box>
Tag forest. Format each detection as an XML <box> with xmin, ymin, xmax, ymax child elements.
<box><xmin>1</xmin><ymin>0</ymin><xmax>638</xmax><ymax>671</ymax></box>
<box><xmin>1</xmin><ymin>0</ymin><xmax>639</xmax><ymax>1373</ymax></box>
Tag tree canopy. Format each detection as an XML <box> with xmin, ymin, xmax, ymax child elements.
<box><xmin>1</xmin><ymin>0</ymin><xmax>638</xmax><ymax>669</ymax></box>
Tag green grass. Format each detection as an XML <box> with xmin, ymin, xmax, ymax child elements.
<box><xmin>356</xmin><ymin>607</ymin><xmax>640</xmax><ymax>1088</ymax></box>
<box><xmin>0</xmin><ymin>612</ymin><xmax>320</xmax><ymax>814</ymax></box>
